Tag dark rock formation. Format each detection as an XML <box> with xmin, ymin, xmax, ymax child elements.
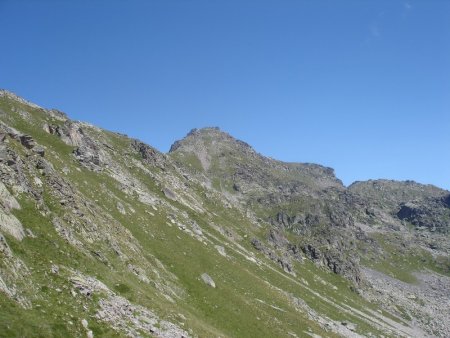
<box><xmin>19</xmin><ymin>135</ymin><xmax>36</xmax><ymax>149</ymax></box>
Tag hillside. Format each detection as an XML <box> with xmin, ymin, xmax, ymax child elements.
<box><xmin>1</xmin><ymin>90</ymin><xmax>450</xmax><ymax>337</ymax></box>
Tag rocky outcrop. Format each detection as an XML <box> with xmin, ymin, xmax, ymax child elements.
<box><xmin>301</xmin><ymin>235</ymin><xmax>362</xmax><ymax>285</ymax></box>
<box><xmin>44</xmin><ymin>122</ymin><xmax>84</xmax><ymax>146</ymax></box>
<box><xmin>0</xmin><ymin>213</ymin><xmax>25</xmax><ymax>241</ymax></box>
<box><xmin>397</xmin><ymin>199</ymin><xmax>450</xmax><ymax>233</ymax></box>
<box><xmin>43</xmin><ymin>121</ymin><xmax>106</xmax><ymax>169</ymax></box>
<box><xmin>251</xmin><ymin>236</ymin><xmax>296</xmax><ymax>275</ymax></box>
<box><xmin>0</xmin><ymin>182</ymin><xmax>25</xmax><ymax>241</ymax></box>
<box><xmin>443</xmin><ymin>194</ymin><xmax>450</xmax><ymax>208</ymax></box>
<box><xmin>73</xmin><ymin>145</ymin><xmax>101</xmax><ymax>168</ymax></box>
<box><xmin>131</xmin><ymin>140</ymin><xmax>166</xmax><ymax>168</ymax></box>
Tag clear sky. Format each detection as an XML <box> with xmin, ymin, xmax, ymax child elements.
<box><xmin>1</xmin><ymin>0</ymin><xmax>449</xmax><ymax>189</ymax></box>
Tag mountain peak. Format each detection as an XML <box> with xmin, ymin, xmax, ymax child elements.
<box><xmin>168</xmin><ymin>126</ymin><xmax>343</xmax><ymax>193</ymax></box>
<box><xmin>169</xmin><ymin>126</ymin><xmax>253</xmax><ymax>154</ymax></box>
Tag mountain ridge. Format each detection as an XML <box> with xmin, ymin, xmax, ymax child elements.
<box><xmin>2</xmin><ymin>89</ymin><xmax>447</xmax><ymax>191</ymax></box>
<box><xmin>169</xmin><ymin>125</ymin><xmax>447</xmax><ymax>192</ymax></box>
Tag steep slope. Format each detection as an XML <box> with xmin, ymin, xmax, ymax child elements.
<box><xmin>0</xmin><ymin>90</ymin><xmax>449</xmax><ymax>337</ymax></box>
<box><xmin>169</xmin><ymin>128</ymin><xmax>363</xmax><ymax>283</ymax></box>
<box><xmin>169</xmin><ymin>126</ymin><xmax>450</xmax><ymax>335</ymax></box>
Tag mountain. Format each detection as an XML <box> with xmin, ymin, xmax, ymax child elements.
<box><xmin>1</xmin><ymin>89</ymin><xmax>450</xmax><ymax>337</ymax></box>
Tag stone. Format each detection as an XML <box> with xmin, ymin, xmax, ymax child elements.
<box><xmin>200</xmin><ymin>273</ymin><xmax>216</xmax><ymax>288</ymax></box>
<box><xmin>33</xmin><ymin>146</ymin><xmax>45</xmax><ymax>157</ymax></box>
<box><xmin>268</xmin><ymin>229</ymin><xmax>288</xmax><ymax>248</ymax></box>
<box><xmin>42</xmin><ymin>123</ymin><xmax>50</xmax><ymax>133</ymax></box>
<box><xmin>25</xmin><ymin>229</ymin><xmax>37</xmax><ymax>238</ymax></box>
<box><xmin>215</xmin><ymin>245</ymin><xmax>226</xmax><ymax>257</ymax></box>
<box><xmin>74</xmin><ymin>146</ymin><xmax>101</xmax><ymax>167</ymax></box>
<box><xmin>0</xmin><ymin>182</ymin><xmax>21</xmax><ymax>211</ymax></box>
<box><xmin>51</xmin><ymin>265</ymin><xmax>59</xmax><ymax>274</ymax></box>
<box><xmin>191</xmin><ymin>221</ymin><xmax>203</xmax><ymax>236</ymax></box>
<box><xmin>33</xmin><ymin>177</ymin><xmax>43</xmax><ymax>187</ymax></box>
<box><xmin>116</xmin><ymin>201</ymin><xmax>126</xmax><ymax>215</ymax></box>
<box><xmin>36</xmin><ymin>158</ymin><xmax>54</xmax><ymax>175</ymax></box>
<box><xmin>251</xmin><ymin>238</ymin><xmax>264</xmax><ymax>251</ymax></box>
<box><xmin>5</xmin><ymin>126</ymin><xmax>21</xmax><ymax>140</ymax></box>
<box><xmin>96</xmin><ymin>295</ymin><xmax>189</xmax><ymax>337</ymax></box>
<box><xmin>341</xmin><ymin>321</ymin><xmax>357</xmax><ymax>331</ymax></box>
<box><xmin>0</xmin><ymin>234</ymin><xmax>12</xmax><ymax>257</ymax></box>
<box><xmin>81</xmin><ymin>319</ymin><xmax>89</xmax><ymax>329</ymax></box>
<box><xmin>0</xmin><ymin>212</ymin><xmax>25</xmax><ymax>241</ymax></box>
<box><xmin>162</xmin><ymin>188</ymin><xmax>177</xmax><ymax>201</ymax></box>
<box><xmin>20</xmin><ymin>135</ymin><xmax>36</xmax><ymax>149</ymax></box>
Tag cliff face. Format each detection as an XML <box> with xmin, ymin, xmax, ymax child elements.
<box><xmin>1</xmin><ymin>90</ymin><xmax>450</xmax><ymax>337</ymax></box>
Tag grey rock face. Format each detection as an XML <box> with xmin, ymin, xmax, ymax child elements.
<box><xmin>443</xmin><ymin>194</ymin><xmax>450</xmax><ymax>208</ymax></box>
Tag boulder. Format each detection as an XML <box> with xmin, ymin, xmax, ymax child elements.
<box><xmin>162</xmin><ymin>188</ymin><xmax>177</xmax><ymax>201</ymax></box>
<box><xmin>251</xmin><ymin>238</ymin><xmax>265</xmax><ymax>251</ymax></box>
<box><xmin>20</xmin><ymin>135</ymin><xmax>36</xmax><ymax>149</ymax></box>
<box><xmin>51</xmin><ymin>265</ymin><xmax>59</xmax><ymax>274</ymax></box>
<box><xmin>214</xmin><ymin>245</ymin><xmax>226</xmax><ymax>257</ymax></box>
<box><xmin>0</xmin><ymin>212</ymin><xmax>25</xmax><ymax>241</ymax></box>
<box><xmin>0</xmin><ymin>182</ymin><xmax>21</xmax><ymax>211</ymax></box>
<box><xmin>200</xmin><ymin>273</ymin><xmax>216</xmax><ymax>288</ymax></box>
<box><xmin>341</xmin><ymin>321</ymin><xmax>357</xmax><ymax>331</ymax></box>
<box><xmin>116</xmin><ymin>202</ymin><xmax>126</xmax><ymax>215</ymax></box>
<box><xmin>81</xmin><ymin>319</ymin><xmax>89</xmax><ymax>329</ymax></box>
<box><xmin>33</xmin><ymin>146</ymin><xmax>45</xmax><ymax>157</ymax></box>
<box><xmin>36</xmin><ymin>158</ymin><xmax>54</xmax><ymax>175</ymax></box>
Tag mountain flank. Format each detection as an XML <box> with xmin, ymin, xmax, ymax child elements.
<box><xmin>1</xmin><ymin>89</ymin><xmax>450</xmax><ymax>337</ymax></box>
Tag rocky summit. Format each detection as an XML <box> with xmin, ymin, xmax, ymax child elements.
<box><xmin>0</xmin><ymin>89</ymin><xmax>449</xmax><ymax>337</ymax></box>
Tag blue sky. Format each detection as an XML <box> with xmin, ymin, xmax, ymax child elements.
<box><xmin>1</xmin><ymin>0</ymin><xmax>449</xmax><ymax>189</ymax></box>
